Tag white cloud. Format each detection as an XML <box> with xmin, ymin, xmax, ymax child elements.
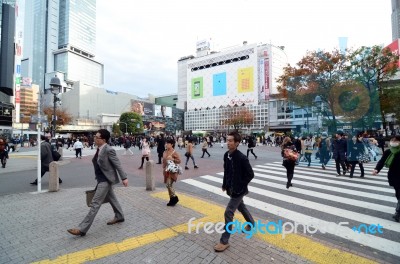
<box><xmin>96</xmin><ymin>0</ymin><xmax>392</xmax><ymax>97</ymax></box>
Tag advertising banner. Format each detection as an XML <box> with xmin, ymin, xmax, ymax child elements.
<box><xmin>131</xmin><ymin>100</ymin><xmax>154</xmax><ymax>116</ymax></box>
<box><xmin>213</xmin><ymin>72</ymin><xmax>226</xmax><ymax>96</ymax></box>
<box><xmin>191</xmin><ymin>77</ymin><xmax>203</xmax><ymax>99</ymax></box>
<box><xmin>154</xmin><ymin>105</ymin><xmax>172</xmax><ymax>118</ymax></box>
<box><xmin>237</xmin><ymin>67</ymin><xmax>254</xmax><ymax>93</ymax></box>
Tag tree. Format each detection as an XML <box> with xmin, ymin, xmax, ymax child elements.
<box><xmin>346</xmin><ymin>45</ymin><xmax>399</xmax><ymax>131</ymax></box>
<box><xmin>43</xmin><ymin>107</ymin><xmax>73</xmax><ymax>127</ymax></box>
<box><xmin>119</xmin><ymin>112</ymin><xmax>143</xmax><ymax>134</ymax></box>
<box><xmin>222</xmin><ymin>107</ymin><xmax>254</xmax><ymax>130</ymax></box>
<box><xmin>277</xmin><ymin>49</ymin><xmax>348</xmax><ymax>132</ymax></box>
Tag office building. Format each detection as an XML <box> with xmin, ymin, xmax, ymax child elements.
<box><xmin>22</xmin><ymin>0</ymin><xmax>103</xmax><ymax>97</ymax></box>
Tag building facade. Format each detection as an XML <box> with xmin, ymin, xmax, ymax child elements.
<box><xmin>179</xmin><ymin>42</ymin><xmax>288</xmax><ymax>133</ymax></box>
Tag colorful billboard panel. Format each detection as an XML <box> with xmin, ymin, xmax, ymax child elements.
<box><xmin>154</xmin><ymin>105</ymin><xmax>172</xmax><ymax>118</ymax></box>
<box><xmin>191</xmin><ymin>77</ymin><xmax>203</xmax><ymax>99</ymax></box>
<box><xmin>131</xmin><ymin>100</ymin><xmax>154</xmax><ymax>116</ymax></box>
<box><xmin>386</xmin><ymin>39</ymin><xmax>400</xmax><ymax>68</ymax></box>
<box><xmin>144</xmin><ymin>121</ymin><xmax>166</xmax><ymax>131</ymax></box>
<box><xmin>213</xmin><ymin>72</ymin><xmax>226</xmax><ymax>96</ymax></box>
<box><xmin>237</xmin><ymin>67</ymin><xmax>254</xmax><ymax>93</ymax></box>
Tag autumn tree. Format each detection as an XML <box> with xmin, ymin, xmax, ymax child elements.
<box><xmin>346</xmin><ymin>45</ymin><xmax>399</xmax><ymax>131</ymax></box>
<box><xmin>119</xmin><ymin>112</ymin><xmax>143</xmax><ymax>134</ymax></box>
<box><xmin>277</xmin><ymin>49</ymin><xmax>347</xmax><ymax>132</ymax></box>
<box><xmin>277</xmin><ymin>46</ymin><xmax>399</xmax><ymax>132</ymax></box>
<box><xmin>43</xmin><ymin>106</ymin><xmax>73</xmax><ymax>127</ymax></box>
<box><xmin>222</xmin><ymin>107</ymin><xmax>254</xmax><ymax>130</ymax></box>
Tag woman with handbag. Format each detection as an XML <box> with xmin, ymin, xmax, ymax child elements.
<box><xmin>184</xmin><ymin>139</ymin><xmax>199</xmax><ymax>170</ymax></box>
<box><xmin>347</xmin><ymin>134</ymin><xmax>365</xmax><ymax>178</ymax></box>
<box><xmin>373</xmin><ymin>136</ymin><xmax>400</xmax><ymax>222</ymax></box>
<box><xmin>138</xmin><ymin>137</ymin><xmax>151</xmax><ymax>169</ymax></box>
<box><xmin>281</xmin><ymin>137</ymin><xmax>298</xmax><ymax>189</ymax></box>
<box><xmin>163</xmin><ymin>138</ymin><xmax>181</xmax><ymax>206</ymax></box>
<box><xmin>304</xmin><ymin>136</ymin><xmax>313</xmax><ymax>167</ymax></box>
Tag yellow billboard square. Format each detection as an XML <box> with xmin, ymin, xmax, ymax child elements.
<box><xmin>237</xmin><ymin>67</ymin><xmax>254</xmax><ymax>93</ymax></box>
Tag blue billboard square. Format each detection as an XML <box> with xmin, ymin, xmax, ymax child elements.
<box><xmin>213</xmin><ymin>72</ymin><xmax>226</xmax><ymax>96</ymax></box>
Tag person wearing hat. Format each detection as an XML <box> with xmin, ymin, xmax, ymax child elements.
<box><xmin>332</xmin><ymin>131</ymin><xmax>347</xmax><ymax>176</ymax></box>
<box><xmin>318</xmin><ymin>132</ymin><xmax>331</xmax><ymax>170</ymax></box>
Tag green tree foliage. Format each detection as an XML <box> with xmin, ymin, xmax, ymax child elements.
<box><xmin>119</xmin><ymin>112</ymin><xmax>143</xmax><ymax>134</ymax></box>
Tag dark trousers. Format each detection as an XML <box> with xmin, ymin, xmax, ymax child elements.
<box><xmin>140</xmin><ymin>156</ymin><xmax>149</xmax><ymax>167</ymax></box>
<box><xmin>247</xmin><ymin>148</ymin><xmax>257</xmax><ymax>158</ymax></box>
<box><xmin>283</xmin><ymin>160</ymin><xmax>295</xmax><ymax>185</ymax></box>
<box><xmin>304</xmin><ymin>153</ymin><xmax>311</xmax><ymax>165</ymax></box>
<box><xmin>75</xmin><ymin>148</ymin><xmax>82</xmax><ymax>158</ymax></box>
<box><xmin>201</xmin><ymin>149</ymin><xmax>210</xmax><ymax>157</ymax></box>
<box><xmin>220</xmin><ymin>193</ymin><xmax>254</xmax><ymax>244</ymax></box>
<box><xmin>349</xmin><ymin>161</ymin><xmax>364</xmax><ymax>177</ymax></box>
<box><xmin>157</xmin><ymin>153</ymin><xmax>163</xmax><ymax>163</ymax></box>
<box><xmin>335</xmin><ymin>158</ymin><xmax>346</xmax><ymax>174</ymax></box>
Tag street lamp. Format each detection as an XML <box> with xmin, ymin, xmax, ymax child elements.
<box><xmin>20</xmin><ymin>113</ymin><xmax>24</xmax><ymax>146</ymax></box>
<box><xmin>314</xmin><ymin>95</ymin><xmax>322</xmax><ymax>135</ymax></box>
<box><xmin>118</xmin><ymin>121</ymin><xmax>128</xmax><ymax>134</ymax></box>
<box><xmin>47</xmin><ymin>76</ymin><xmax>62</xmax><ymax>138</ymax></box>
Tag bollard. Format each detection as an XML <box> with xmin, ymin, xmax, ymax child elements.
<box><xmin>145</xmin><ymin>160</ymin><xmax>155</xmax><ymax>191</ymax></box>
<box><xmin>48</xmin><ymin>161</ymin><xmax>59</xmax><ymax>192</ymax></box>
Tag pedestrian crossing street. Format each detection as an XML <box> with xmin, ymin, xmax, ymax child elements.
<box><xmin>180</xmin><ymin>161</ymin><xmax>400</xmax><ymax>258</ymax></box>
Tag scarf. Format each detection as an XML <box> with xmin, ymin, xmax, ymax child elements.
<box><xmin>384</xmin><ymin>146</ymin><xmax>400</xmax><ymax>168</ymax></box>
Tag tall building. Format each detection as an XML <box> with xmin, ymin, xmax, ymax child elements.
<box><xmin>0</xmin><ymin>0</ymin><xmax>16</xmax><ymax>129</ymax></box>
<box><xmin>22</xmin><ymin>0</ymin><xmax>103</xmax><ymax>96</ymax></box>
<box><xmin>392</xmin><ymin>0</ymin><xmax>400</xmax><ymax>41</ymax></box>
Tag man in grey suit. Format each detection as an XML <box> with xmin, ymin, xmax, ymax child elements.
<box><xmin>67</xmin><ymin>129</ymin><xmax>129</xmax><ymax>236</ymax></box>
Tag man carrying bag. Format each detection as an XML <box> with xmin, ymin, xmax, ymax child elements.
<box><xmin>67</xmin><ymin>129</ymin><xmax>128</xmax><ymax>236</ymax></box>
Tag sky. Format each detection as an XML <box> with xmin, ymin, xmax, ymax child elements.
<box><xmin>95</xmin><ymin>0</ymin><xmax>392</xmax><ymax>97</ymax></box>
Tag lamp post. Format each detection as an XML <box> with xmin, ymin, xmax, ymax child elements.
<box><xmin>118</xmin><ymin>121</ymin><xmax>128</xmax><ymax>135</ymax></box>
<box><xmin>314</xmin><ymin>95</ymin><xmax>322</xmax><ymax>135</ymax></box>
<box><xmin>47</xmin><ymin>76</ymin><xmax>62</xmax><ymax>138</ymax></box>
<box><xmin>20</xmin><ymin>113</ymin><xmax>24</xmax><ymax>146</ymax></box>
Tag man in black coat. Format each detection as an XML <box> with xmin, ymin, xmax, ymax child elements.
<box><xmin>214</xmin><ymin>132</ymin><xmax>254</xmax><ymax>252</ymax></box>
<box><xmin>156</xmin><ymin>134</ymin><xmax>166</xmax><ymax>164</ymax></box>
<box><xmin>332</xmin><ymin>131</ymin><xmax>347</xmax><ymax>176</ymax></box>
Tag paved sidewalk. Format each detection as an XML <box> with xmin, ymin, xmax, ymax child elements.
<box><xmin>0</xmin><ymin>185</ymin><xmax>383</xmax><ymax>264</ymax></box>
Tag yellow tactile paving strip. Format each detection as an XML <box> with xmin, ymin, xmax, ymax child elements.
<box><xmin>32</xmin><ymin>192</ymin><xmax>377</xmax><ymax>264</ymax></box>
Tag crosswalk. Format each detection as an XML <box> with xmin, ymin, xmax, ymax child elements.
<box><xmin>180</xmin><ymin>161</ymin><xmax>400</xmax><ymax>259</ymax></box>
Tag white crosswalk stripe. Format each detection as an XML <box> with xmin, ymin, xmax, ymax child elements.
<box><xmin>180</xmin><ymin>161</ymin><xmax>400</xmax><ymax>258</ymax></box>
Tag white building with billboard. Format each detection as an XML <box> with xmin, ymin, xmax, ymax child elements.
<box><xmin>179</xmin><ymin>42</ymin><xmax>288</xmax><ymax>133</ymax></box>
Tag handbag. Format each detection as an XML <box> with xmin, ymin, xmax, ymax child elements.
<box><xmin>284</xmin><ymin>148</ymin><xmax>299</xmax><ymax>161</ymax></box>
<box><xmin>52</xmin><ymin>150</ymin><xmax>61</xmax><ymax>161</ymax></box>
<box><xmin>85</xmin><ymin>184</ymin><xmax>110</xmax><ymax>207</ymax></box>
<box><xmin>357</xmin><ymin>153</ymin><xmax>370</xmax><ymax>163</ymax></box>
<box><xmin>184</xmin><ymin>152</ymin><xmax>190</xmax><ymax>157</ymax></box>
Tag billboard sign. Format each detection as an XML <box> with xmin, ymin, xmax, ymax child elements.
<box><xmin>130</xmin><ymin>100</ymin><xmax>154</xmax><ymax>116</ymax></box>
<box><xmin>154</xmin><ymin>105</ymin><xmax>172</xmax><ymax>118</ymax></box>
<box><xmin>187</xmin><ymin>44</ymin><xmax>258</xmax><ymax>110</ymax></box>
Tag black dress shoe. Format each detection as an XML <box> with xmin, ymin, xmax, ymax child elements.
<box><xmin>59</xmin><ymin>179</ymin><xmax>63</xmax><ymax>184</ymax></box>
<box><xmin>30</xmin><ymin>181</ymin><xmax>38</xmax><ymax>185</ymax></box>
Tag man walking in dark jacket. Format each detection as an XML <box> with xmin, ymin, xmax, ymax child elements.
<box><xmin>332</xmin><ymin>131</ymin><xmax>347</xmax><ymax>176</ymax></box>
<box><xmin>214</xmin><ymin>132</ymin><xmax>255</xmax><ymax>252</ymax></box>
<box><xmin>156</xmin><ymin>134</ymin><xmax>166</xmax><ymax>164</ymax></box>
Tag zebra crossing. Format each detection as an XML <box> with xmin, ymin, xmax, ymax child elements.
<box><xmin>180</xmin><ymin>161</ymin><xmax>400</xmax><ymax>259</ymax></box>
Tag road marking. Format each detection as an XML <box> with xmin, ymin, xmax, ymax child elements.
<box><xmin>32</xmin><ymin>191</ymin><xmax>377</xmax><ymax>264</ymax></box>
<box><xmin>182</xmin><ymin>178</ymin><xmax>399</xmax><ymax>258</ymax></box>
